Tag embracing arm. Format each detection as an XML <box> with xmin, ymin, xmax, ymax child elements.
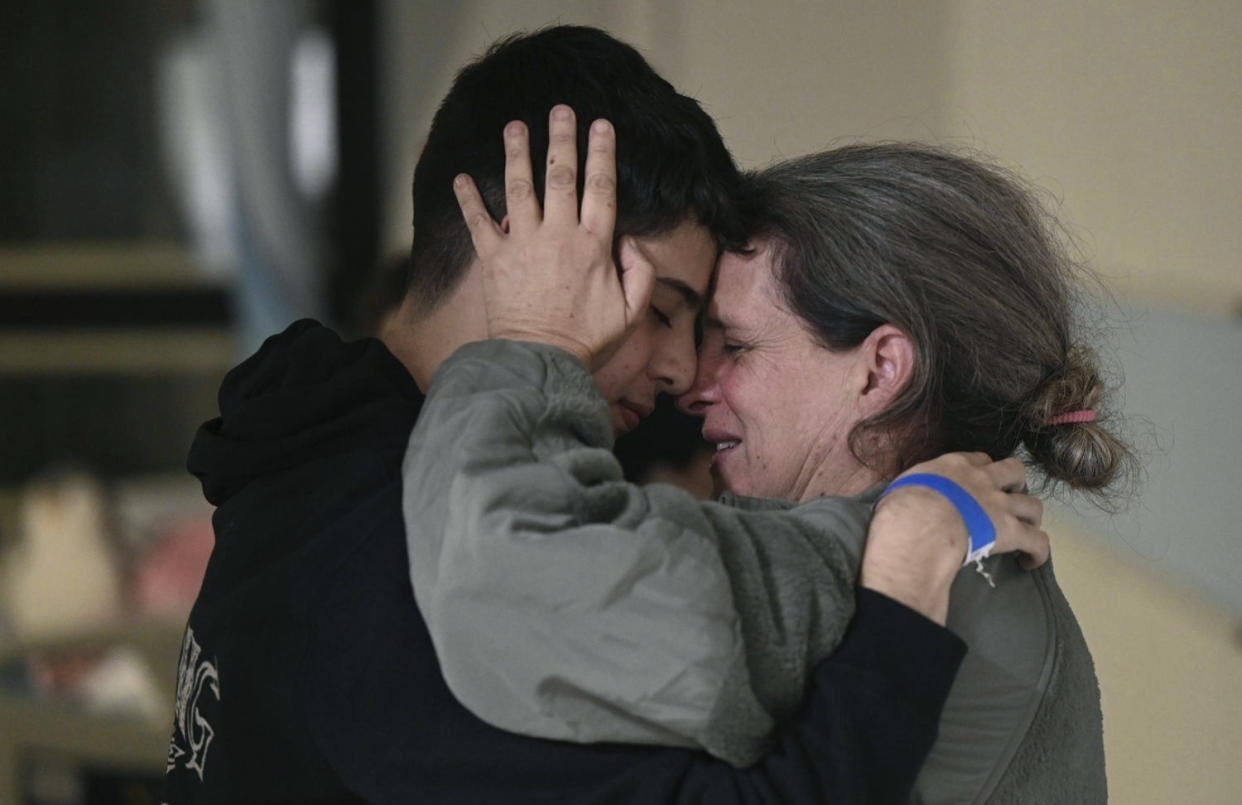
<box><xmin>593</xmin><ymin>588</ymin><xmax>967</xmax><ymax>803</ymax></box>
<box><xmin>403</xmin><ymin>338</ymin><xmax>867</xmax><ymax>766</ymax></box>
<box><xmin>403</xmin><ymin>335</ymin><xmax>1048</xmax><ymax>769</ymax></box>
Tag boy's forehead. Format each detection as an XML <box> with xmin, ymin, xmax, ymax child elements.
<box><xmin>634</xmin><ymin>221</ymin><xmax>717</xmax><ymax>303</ymax></box>
<box><xmin>656</xmin><ymin>277</ymin><xmax>705</xmax><ymax>309</ymax></box>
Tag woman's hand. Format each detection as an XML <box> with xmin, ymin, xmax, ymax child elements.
<box><xmin>451</xmin><ymin>105</ymin><xmax>654</xmax><ymax>371</ymax></box>
<box><xmin>862</xmin><ymin>453</ymin><xmax>1049</xmax><ymax>624</ymax></box>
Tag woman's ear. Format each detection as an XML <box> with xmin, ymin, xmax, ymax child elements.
<box><xmin>860</xmin><ymin>324</ymin><xmax>915</xmax><ymax>415</ymax></box>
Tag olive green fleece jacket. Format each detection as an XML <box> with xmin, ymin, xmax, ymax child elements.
<box><xmin>402</xmin><ymin>340</ymin><xmax>1106</xmax><ymax>803</ymax></box>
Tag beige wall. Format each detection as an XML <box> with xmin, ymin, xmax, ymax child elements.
<box><xmin>380</xmin><ymin>3</ymin><xmax>1242</xmax><ymax>799</ymax></box>
<box><xmin>938</xmin><ymin>1</ymin><xmax>1242</xmax><ymax>314</ymax></box>
<box><xmin>1051</xmin><ymin>517</ymin><xmax>1242</xmax><ymax>804</ymax></box>
<box><xmin>383</xmin><ymin>0</ymin><xmax>1242</xmax><ymax>314</ymax></box>
<box><xmin>652</xmin><ymin>0</ymin><xmax>1242</xmax><ymax>313</ymax></box>
<box><xmin>379</xmin><ymin>1</ymin><xmax>959</xmax><ymax>256</ymax></box>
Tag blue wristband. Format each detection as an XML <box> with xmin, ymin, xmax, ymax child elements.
<box><xmin>880</xmin><ymin>473</ymin><xmax>997</xmax><ymax>566</ymax></box>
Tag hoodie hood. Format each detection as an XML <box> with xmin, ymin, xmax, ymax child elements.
<box><xmin>189</xmin><ymin>320</ymin><xmax>422</xmax><ymax>506</ymax></box>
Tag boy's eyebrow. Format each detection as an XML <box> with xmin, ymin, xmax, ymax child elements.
<box><xmin>657</xmin><ymin>277</ymin><xmax>703</xmax><ymax>309</ymax></box>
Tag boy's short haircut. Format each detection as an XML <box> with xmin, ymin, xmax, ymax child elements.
<box><xmin>408</xmin><ymin>25</ymin><xmax>743</xmax><ymax>310</ymax></box>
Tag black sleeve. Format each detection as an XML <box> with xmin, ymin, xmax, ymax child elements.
<box><xmin>597</xmin><ymin>588</ymin><xmax>967</xmax><ymax>804</ymax></box>
<box><xmin>306</xmin><ymin>513</ymin><xmax>965</xmax><ymax>805</ymax></box>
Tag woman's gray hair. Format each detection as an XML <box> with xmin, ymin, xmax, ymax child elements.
<box><xmin>740</xmin><ymin>143</ymin><xmax>1135</xmax><ymax>498</ymax></box>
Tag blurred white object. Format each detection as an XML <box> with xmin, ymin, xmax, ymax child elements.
<box><xmin>79</xmin><ymin>644</ymin><xmax>167</xmax><ymax>725</ymax></box>
<box><xmin>0</xmin><ymin>473</ymin><xmax>123</xmax><ymax>640</ymax></box>
<box><xmin>158</xmin><ymin>31</ymin><xmax>240</xmax><ymax>276</ymax></box>
<box><xmin>207</xmin><ymin>0</ymin><xmax>330</xmax><ymax>353</ymax></box>
<box><xmin>289</xmin><ymin>27</ymin><xmax>338</xmax><ymax>199</ymax></box>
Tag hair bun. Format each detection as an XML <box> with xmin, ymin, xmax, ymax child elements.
<box><xmin>1022</xmin><ymin>347</ymin><xmax>1132</xmax><ymax>495</ymax></box>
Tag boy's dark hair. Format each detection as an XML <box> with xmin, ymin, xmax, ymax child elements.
<box><xmin>408</xmin><ymin>25</ymin><xmax>743</xmax><ymax>310</ymax></box>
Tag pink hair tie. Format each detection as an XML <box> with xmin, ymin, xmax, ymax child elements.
<box><xmin>1048</xmin><ymin>409</ymin><xmax>1096</xmax><ymax>425</ymax></box>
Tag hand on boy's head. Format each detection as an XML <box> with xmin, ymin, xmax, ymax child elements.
<box><xmin>452</xmin><ymin>105</ymin><xmax>653</xmax><ymax>371</ymax></box>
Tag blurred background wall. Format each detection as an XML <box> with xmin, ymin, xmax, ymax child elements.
<box><xmin>2</xmin><ymin>2</ymin><xmax>1238</xmax><ymax>802</ymax></box>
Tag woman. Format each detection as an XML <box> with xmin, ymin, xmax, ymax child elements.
<box><xmin>679</xmin><ymin>145</ymin><xmax>1133</xmax><ymax>801</ymax></box>
<box><xmin>404</xmin><ymin>138</ymin><xmax>1127</xmax><ymax>801</ymax></box>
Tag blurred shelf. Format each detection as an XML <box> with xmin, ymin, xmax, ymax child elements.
<box><xmin>0</xmin><ymin>619</ymin><xmax>184</xmax><ymax>804</ymax></box>
<box><xmin>0</xmin><ymin>242</ymin><xmax>235</xmax><ymax>377</ymax></box>
<box><xmin>0</xmin><ymin>242</ymin><xmax>228</xmax><ymax>290</ymax></box>
<box><xmin>0</xmin><ymin>328</ymin><xmax>234</xmax><ymax>374</ymax></box>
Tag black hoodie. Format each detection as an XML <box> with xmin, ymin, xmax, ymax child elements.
<box><xmin>162</xmin><ymin>320</ymin><xmax>964</xmax><ymax>804</ymax></box>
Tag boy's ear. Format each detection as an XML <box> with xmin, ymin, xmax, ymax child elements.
<box><xmin>859</xmin><ymin>324</ymin><xmax>915</xmax><ymax>415</ymax></box>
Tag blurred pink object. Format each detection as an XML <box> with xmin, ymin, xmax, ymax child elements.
<box><xmin>131</xmin><ymin>516</ymin><xmax>215</xmax><ymax>618</ymax></box>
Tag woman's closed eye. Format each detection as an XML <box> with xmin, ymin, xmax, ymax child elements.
<box><xmin>650</xmin><ymin>304</ymin><xmax>673</xmax><ymax>328</ymax></box>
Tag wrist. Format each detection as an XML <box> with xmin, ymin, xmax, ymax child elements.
<box><xmin>860</xmin><ymin>546</ymin><xmax>955</xmax><ymax>625</ymax></box>
<box><xmin>861</xmin><ymin>487</ymin><xmax>965</xmax><ymax>625</ymax></box>
<box><xmin>859</xmin><ymin>558</ymin><xmax>954</xmax><ymax>626</ymax></box>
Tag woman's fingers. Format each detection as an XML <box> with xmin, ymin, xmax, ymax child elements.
<box><xmin>463</xmin><ymin>105</ymin><xmax>628</xmax><ymax>370</ymax></box>
<box><xmin>990</xmin><ymin>456</ymin><xmax>1029</xmax><ymax>493</ymax></box>
<box><xmin>580</xmin><ymin>119</ymin><xmax>617</xmax><ymax>241</ymax></box>
<box><xmin>993</xmin><ymin>492</ymin><xmax>1050</xmax><ymax>568</ymax></box>
<box><xmin>1006</xmin><ymin>519</ymin><xmax>1051</xmax><ymax>568</ymax></box>
<box><xmin>494</xmin><ymin>107</ymin><xmax>615</xmax><ymax>245</ymax></box>
<box><xmin>1007</xmin><ymin>491</ymin><xmax>1044</xmax><ymax>528</ymax></box>
<box><xmin>1018</xmin><ymin>534</ymin><xmax>1051</xmax><ymax>570</ymax></box>
<box><xmin>542</xmin><ymin>105</ymin><xmax>580</xmax><ymax>226</ymax></box>
<box><xmin>953</xmin><ymin>453</ymin><xmax>1028</xmax><ymax>493</ymax></box>
<box><xmin>503</xmin><ymin>120</ymin><xmax>540</xmax><ymax>234</ymax></box>
<box><xmin>453</xmin><ymin>174</ymin><xmax>503</xmax><ymax>256</ymax></box>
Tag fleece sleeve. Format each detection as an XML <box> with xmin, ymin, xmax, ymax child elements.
<box><xmin>403</xmin><ymin>339</ymin><xmax>871</xmax><ymax>767</ymax></box>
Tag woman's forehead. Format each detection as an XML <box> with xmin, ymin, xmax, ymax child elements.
<box><xmin>709</xmin><ymin>246</ymin><xmax>781</xmax><ymax>325</ymax></box>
